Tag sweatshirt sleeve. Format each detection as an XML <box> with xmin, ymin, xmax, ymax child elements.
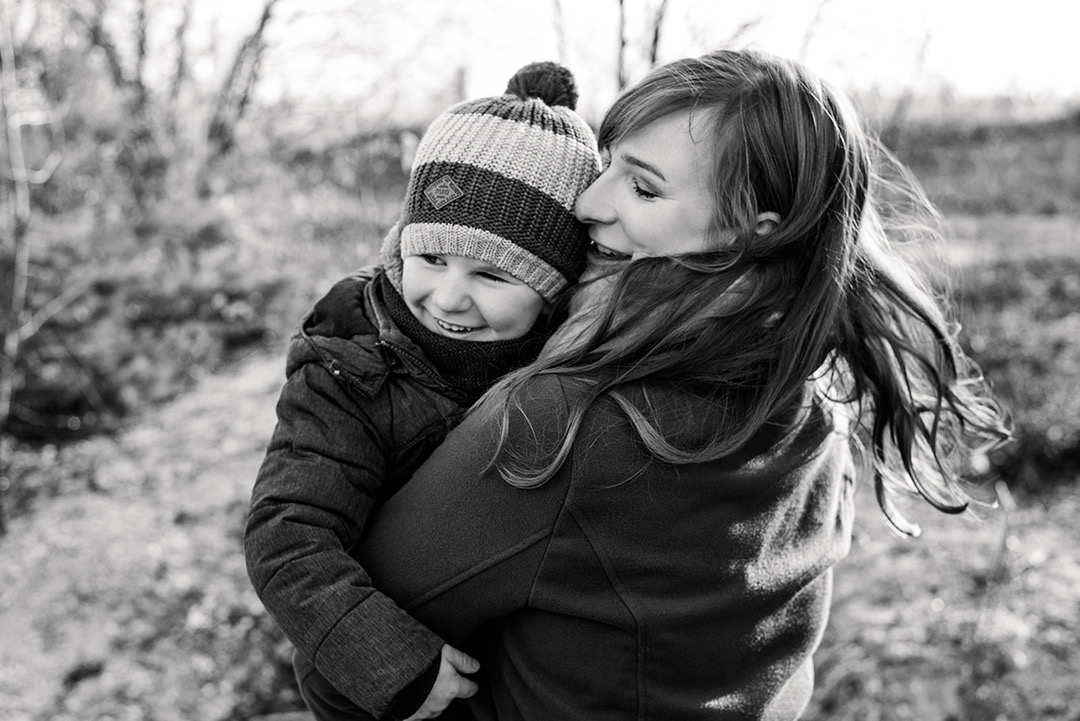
<box><xmin>244</xmin><ymin>360</ymin><xmax>444</xmax><ymax>718</ymax></box>
<box><xmin>354</xmin><ymin>376</ymin><xmax>573</xmax><ymax>643</ymax></box>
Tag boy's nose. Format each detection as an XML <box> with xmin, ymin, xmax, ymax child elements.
<box><xmin>574</xmin><ymin>174</ymin><xmax>614</xmax><ymax>224</ymax></box>
<box><xmin>431</xmin><ymin>275</ymin><xmax>471</xmax><ymax>312</ymax></box>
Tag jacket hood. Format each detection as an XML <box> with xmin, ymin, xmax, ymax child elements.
<box><xmin>286</xmin><ymin>267</ymin><xmax>451</xmax><ymax>399</ymax></box>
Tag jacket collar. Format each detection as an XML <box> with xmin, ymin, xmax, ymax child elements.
<box><xmin>294</xmin><ymin>267</ymin><xmax>461</xmax><ymax>400</ymax></box>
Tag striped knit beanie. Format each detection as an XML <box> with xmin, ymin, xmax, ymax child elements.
<box><xmin>384</xmin><ymin>61</ymin><xmax>600</xmax><ymax>303</ymax></box>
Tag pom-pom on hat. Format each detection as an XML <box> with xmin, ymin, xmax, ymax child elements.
<box><xmin>386</xmin><ymin>61</ymin><xmax>600</xmax><ymax>303</ymax></box>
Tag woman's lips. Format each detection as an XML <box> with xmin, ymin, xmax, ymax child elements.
<box><xmin>590</xmin><ymin>240</ymin><xmax>633</xmax><ymax>260</ymax></box>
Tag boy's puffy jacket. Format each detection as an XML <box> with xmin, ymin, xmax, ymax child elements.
<box><xmin>245</xmin><ymin>268</ymin><xmax>471</xmax><ymax>718</ymax></box>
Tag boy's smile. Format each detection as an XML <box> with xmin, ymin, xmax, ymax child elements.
<box><xmin>401</xmin><ymin>253</ymin><xmax>547</xmax><ymax>342</ymax></box>
<box><xmin>434</xmin><ymin>318</ymin><xmax>481</xmax><ymax>334</ymax></box>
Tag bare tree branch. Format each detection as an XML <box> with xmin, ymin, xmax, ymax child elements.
<box><xmin>880</xmin><ymin>30</ymin><xmax>932</xmax><ymax>150</ymax></box>
<box><xmin>616</xmin><ymin>0</ymin><xmax>627</xmax><ymax>89</ymax></box>
<box><xmin>1</xmin><ymin>0</ymin><xmax>67</xmax><ymax>534</ymax></box>
<box><xmin>1</xmin><ymin>0</ymin><xmax>34</xmax><ymax>535</ymax></box>
<box><xmin>16</xmin><ymin>276</ymin><xmax>93</xmax><ymax>346</ymax></box>
<box><xmin>552</xmin><ymin>0</ymin><xmax>566</xmax><ymax>64</ymax></box>
<box><xmin>799</xmin><ymin>0</ymin><xmax>835</xmax><ymax>61</ymax></box>
<box><xmin>169</xmin><ymin>0</ymin><xmax>193</xmax><ymax>103</ymax></box>
<box><xmin>68</xmin><ymin>2</ymin><xmax>131</xmax><ymax>92</ymax></box>
<box><xmin>648</xmin><ymin>0</ymin><xmax>669</xmax><ymax>67</ymax></box>
<box><xmin>4</xmin><ymin>108</ymin><xmax>63</xmax><ymax>184</ymax></box>
<box><xmin>206</xmin><ymin>0</ymin><xmax>281</xmax><ymax>158</ymax></box>
<box><xmin>38</xmin><ymin>327</ymin><xmax>116</xmax><ymax>424</ymax></box>
<box><xmin>724</xmin><ymin>16</ymin><xmax>762</xmax><ymax>47</ymax></box>
<box><xmin>134</xmin><ymin>0</ymin><xmax>147</xmax><ymax>106</ymax></box>
<box><xmin>67</xmin><ymin>0</ymin><xmax>161</xmax><ymax>213</ymax></box>
<box><xmin>1</xmin><ymin>0</ymin><xmax>30</xmax><ymax>262</ymax></box>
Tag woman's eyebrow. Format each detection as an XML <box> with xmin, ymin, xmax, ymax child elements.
<box><xmin>620</xmin><ymin>152</ymin><xmax>667</xmax><ymax>182</ymax></box>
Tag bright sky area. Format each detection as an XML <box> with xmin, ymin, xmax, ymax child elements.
<box><xmin>203</xmin><ymin>0</ymin><xmax>1077</xmax><ymax>127</ymax></box>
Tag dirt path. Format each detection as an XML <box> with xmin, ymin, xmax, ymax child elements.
<box><xmin>0</xmin><ymin>349</ymin><xmax>289</xmax><ymax>721</ymax></box>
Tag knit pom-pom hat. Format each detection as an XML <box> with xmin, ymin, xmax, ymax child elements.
<box><xmin>382</xmin><ymin>61</ymin><xmax>600</xmax><ymax>303</ymax></box>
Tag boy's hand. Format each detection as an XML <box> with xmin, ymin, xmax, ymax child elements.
<box><xmin>404</xmin><ymin>644</ymin><xmax>481</xmax><ymax>720</ymax></box>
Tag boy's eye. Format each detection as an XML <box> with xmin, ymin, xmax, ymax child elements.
<box><xmin>478</xmin><ymin>271</ymin><xmax>511</xmax><ymax>283</ymax></box>
<box><xmin>598</xmin><ymin>148</ymin><xmax>611</xmax><ymax>170</ymax></box>
<box><xmin>419</xmin><ymin>254</ymin><xmax>445</xmax><ymax>265</ymax></box>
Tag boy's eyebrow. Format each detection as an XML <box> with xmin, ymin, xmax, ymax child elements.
<box><xmin>621</xmin><ymin>152</ymin><xmax>667</xmax><ymax>182</ymax></box>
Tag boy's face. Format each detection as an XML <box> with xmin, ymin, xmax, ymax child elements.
<box><xmin>401</xmin><ymin>254</ymin><xmax>547</xmax><ymax>341</ymax></box>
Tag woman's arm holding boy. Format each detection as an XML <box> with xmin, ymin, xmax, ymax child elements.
<box><xmin>355</xmin><ymin>375</ymin><xmax>573</xmax><ymax>643</ymax></box>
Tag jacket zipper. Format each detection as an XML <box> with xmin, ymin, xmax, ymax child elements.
<box><xmin>375</xmin><ymin>339</ymin><xmax>454</xmax><ymax>390</ymax></box>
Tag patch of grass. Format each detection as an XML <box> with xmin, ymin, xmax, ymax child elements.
<box><xmin>804</xmin><ymin>211</ymin><xmax>1080</xmax><ymax>720</ymax></box>
<box><xmin>897</xmin><ymin>113</ymin><xmax>1080</xmax><ymax>215</ymax></box>
<box><xmin>944</xmin><ymin>215</ymin><xmax>1080</xmax><ymax>491</ymax></box>
<box><xmin>8</xmin><ymin>161</ymin><xmax>404</xmax><ymax>444</ymax></box>
<box><xmin>806</xmin><ymin>484</ymin><xmax>1080</xmax><ymax>721</ymax></box>
<box><xmin>4</xmin><ymin>163</ymin><xmax>406</xmax><ymax>520</ymax></box>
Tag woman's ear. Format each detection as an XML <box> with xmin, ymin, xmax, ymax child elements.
<box><xmin>754</xmin><ymin>212</ymin><xmax>782</xmax><ymax>236</ymax></box>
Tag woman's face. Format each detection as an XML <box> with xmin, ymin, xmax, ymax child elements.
<box><xmin>574</xmin><ymin>110</ymin><xmax>716</xmax><ymax>259</ymax></box>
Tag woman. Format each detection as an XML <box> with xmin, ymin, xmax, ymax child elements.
<box><xmin>354</xmin><ymin>48</ymin><xmax>1009</xmax><ymax>720</ymax></box>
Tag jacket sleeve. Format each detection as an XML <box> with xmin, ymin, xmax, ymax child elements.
<box><xmin>354</xmin><ymin>376</ymin><xmax>573</xmax><ymax>643</ymax></box>
<box><xmin>244</xmin><ymin>359</ymin><xmax>444</xmax><ymax>719</ymax></box>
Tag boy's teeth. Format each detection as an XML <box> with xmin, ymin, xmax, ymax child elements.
<box><xmin>436</xmin><ymin>319</ymin><xmax>477</xmax><ymax>333</ymax></box>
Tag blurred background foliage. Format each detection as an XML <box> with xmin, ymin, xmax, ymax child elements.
<box><xmin>1</xmin><ymin>0</ymin><xmax>1078</xmax><ymax>719</ymax></box>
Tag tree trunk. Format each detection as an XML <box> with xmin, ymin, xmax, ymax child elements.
<box><xmin>0</xmin><ymin>0</ymin><xmax>32</xmax><ymax>536</ymax></box>
<box><xmin>168</xmin><ymin>0</ymin><xmax>193</xmax><ymax>104</ymax></box>
<box><xmin>1</xmin><ymin>0</ymin><xmax>64</xmax><ymax>535</ymax></box>
<box><xmin>648</xmin><ymin>0</ymin><xmax>668</xmax><ymax>67</ymax></box>
<box><xmin>69</xmin><ymin>1</ymin><xmax>163</xmax><ymax>216</ymax></box>
<box><xmin>616</xmin><ymin>0</ymin><xmax>627</xmax><ymax>89</ymax></box>
<box><xmin>551</xmin><ymin>0</ymin><xmax>566</xmax><ymax>63</ymax></box>
<box><xmin>799</xmin><ymin>0</ymin><xmax>835</xmax><ymax>61</ymax></box>
<box><xmin>880</xmin><ymin>32</ymin><xmax>931</xmax><ymax>151</ymax></box>
<box><xmin>206</xmin><ymin>0</ymin><xmax>280</xmax><ymax>160</ymax></box>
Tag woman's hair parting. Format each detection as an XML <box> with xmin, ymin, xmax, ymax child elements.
<box><xmin>478</xmin><ymin>48</ymin><xmax>1009</xmax><ymax>533</ymax></box>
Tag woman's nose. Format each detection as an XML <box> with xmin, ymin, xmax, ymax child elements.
<box><xmin>430</xmin><ymin>274</ymin><xmax>471</xmax><ymax>312</ymax></box>
<box><xmin>574</xmin><ymin>173</ymin><xmax>614</xmax><ymax>224</ymax></box>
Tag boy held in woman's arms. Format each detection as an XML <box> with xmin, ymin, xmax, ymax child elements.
<box><xmin>244</xmin><ymin>62</ymin><xmax>600</xmax><ymax>721</ymax></box>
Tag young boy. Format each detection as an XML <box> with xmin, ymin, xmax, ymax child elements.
<box><xmin>244</xmin><ymin>62</ymin><xmax>599</xmax><ymax>721</ymax></box>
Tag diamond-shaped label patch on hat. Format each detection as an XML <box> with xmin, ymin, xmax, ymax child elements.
<box><xmin>424</xmin><ymin>175</ymin><xmax>465</xmax><ymax>210</ymax></box>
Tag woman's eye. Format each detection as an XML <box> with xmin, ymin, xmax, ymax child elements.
<box><xmin>632</xmin><ymin>180</ymin><xmax>658</xmax><ymax>200</ymax></box>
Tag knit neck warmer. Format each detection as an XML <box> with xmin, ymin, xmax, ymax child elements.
<box><xmin>378</xmin><ymin>273</ymin><xmax>548</xmax><ymax>399</ymax></box>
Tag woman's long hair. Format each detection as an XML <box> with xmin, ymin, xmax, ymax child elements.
<box><xmin>476</xmin><ymin>49</ymin><xmax>1009</xmax><ymax>534</ymax></box>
